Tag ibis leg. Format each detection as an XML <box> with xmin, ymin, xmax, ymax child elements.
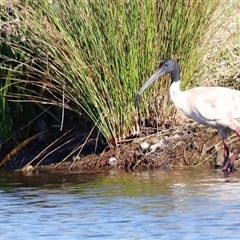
<box><xmin>228</xmin><ymin>147</ymin><xmax>240</xmax><ymax>171</ymax></box>
<box><xmin>222</xmin><ymin>139</ymin><xmax>230</xmax><ymax>177</ymax></box>
<box><xmin>228</xmin><ymin>129</ymin><xmax>240</xmax><ymax>172</ymax></box>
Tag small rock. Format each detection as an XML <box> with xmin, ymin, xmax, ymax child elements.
<box><xmin>167</xmin><ymin>134</ymin><xmax>181</xmax><ymax>140</ymax></box>
<box><xmin>149</xmin><ymin>139</ymin><xmax>165</xmax><ymax>152</ymax></box>
<box><xmin>72</xmin><ymin>155</ymin><xmax>81</xmax><ymax>161</ymax></box>
<box><xmin>140</xmin><ymin>142</ymin><xmax>150</xmax><ymax>153</ymax></box>
<box><xmin>160</xmin><ymin>163</ymin><xmax>172</xmax><ymax>170</ymax></box>
<box><xmin>22</xmin><ymin>165</ymin><xmax>34</xmax><ymax>172</ymax></box>
<box><xmin>189</xmin><ymin>141</ymin><xmax>199</xmax><ymax>150</ymax></box>
<box><xmin>213</xmin><ymin>149</ymin><xmax>227</xmax><ymax>168</ymax></box>
<box><xmin>109</xmin><ymin>157</ymin><xmax>118</xmax><ymax>167</ymax></box>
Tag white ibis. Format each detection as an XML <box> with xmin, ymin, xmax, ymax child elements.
<box><xmin>135</xmin><ymin>59</ymin><xmax>240</xmax><ymax>177</ymax></box>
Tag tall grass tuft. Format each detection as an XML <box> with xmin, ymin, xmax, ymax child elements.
<box><xmin>0</xmin><ymin>68</ymin><xmax>12</xmax><ymax>140</ymax></box>
<box><xmin>0</xmin><ymin>0</ymin><xmax>237</xmax><ymax>146</ymax></box>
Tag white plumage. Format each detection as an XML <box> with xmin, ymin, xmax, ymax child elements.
<box><xmin>135</xmin><ymin>59</ymin><xmax>240</xmax><ymax>176</ymax></box>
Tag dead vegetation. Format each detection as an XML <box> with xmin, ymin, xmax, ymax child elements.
<box><xmin>35</xmin><ymin>123</ymin><xmax>230</xmax><ymax>173</ymax></box>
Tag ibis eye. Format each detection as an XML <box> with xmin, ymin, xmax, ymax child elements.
<box><xmin>165</xmin><ymin>64</ymin><xmax>168</xmax><ymax>67</ymax></box>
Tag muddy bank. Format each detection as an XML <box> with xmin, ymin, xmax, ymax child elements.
<box><xmin>34</xmin><ymin>123</ymin><xmax>238</xmax><ymax>174</ymax></box>
<box><xmin>2</xmin><ymin>121</ymin><xmax>240</xmax><ymax>174</ymax></box>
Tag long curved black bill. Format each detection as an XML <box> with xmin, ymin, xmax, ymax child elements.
<box><xmin>134</xmin><ymin>67</ymin><xmax>166</xmax><ymax>108</ymax></box>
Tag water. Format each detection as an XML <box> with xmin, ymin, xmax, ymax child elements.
<box><xmin>0</xmin><ymin>168</ymin><xmax>240</xmax><ymax>239</ymax></box>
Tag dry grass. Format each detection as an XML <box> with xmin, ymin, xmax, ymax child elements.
<box><xmin>199</xmin><ymin>1</ymin><xmax>240</xmax><ymax>87</ymax></box>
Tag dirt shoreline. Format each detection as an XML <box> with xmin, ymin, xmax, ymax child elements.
<box><xmin>23</xmin><ymin>123</ymin><xmax>236</xmax><ymax>174</ymax></box>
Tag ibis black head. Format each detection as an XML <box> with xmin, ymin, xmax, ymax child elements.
<box><xmin>158</xmin><ymin>59</ymin><xmax>178</xmax><ymax>74</ymax></box>
<box><xmin>134</xmin><ymin>59</ymin><xmax>179</xmax><ymax>107</ymax></box>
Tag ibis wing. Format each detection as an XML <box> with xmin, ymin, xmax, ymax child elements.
<box><xmin>187</xmin><ymin>87</ymin><xmax>240</xmax><ymax>127</ymax></box>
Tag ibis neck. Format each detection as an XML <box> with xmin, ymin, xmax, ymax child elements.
<box><xmin>169</xmin><ymin>80</ymin><xmax>182</xmax><ymax>106</ymax></box>
<box><xmin>169</xmin><ymin>63</ymin><xmax>182</xmax><ymax>104</ymax></box>
<box><xmin>170</xmin><ymin>65</ymin><xmax>180</xmax><ymax>84</ymax></box>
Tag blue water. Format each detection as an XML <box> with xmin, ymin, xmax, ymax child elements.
<box><xmin>0</xmin><ymin>169</ymin><xmax>240</xmax><ymax>239</ymax></box>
